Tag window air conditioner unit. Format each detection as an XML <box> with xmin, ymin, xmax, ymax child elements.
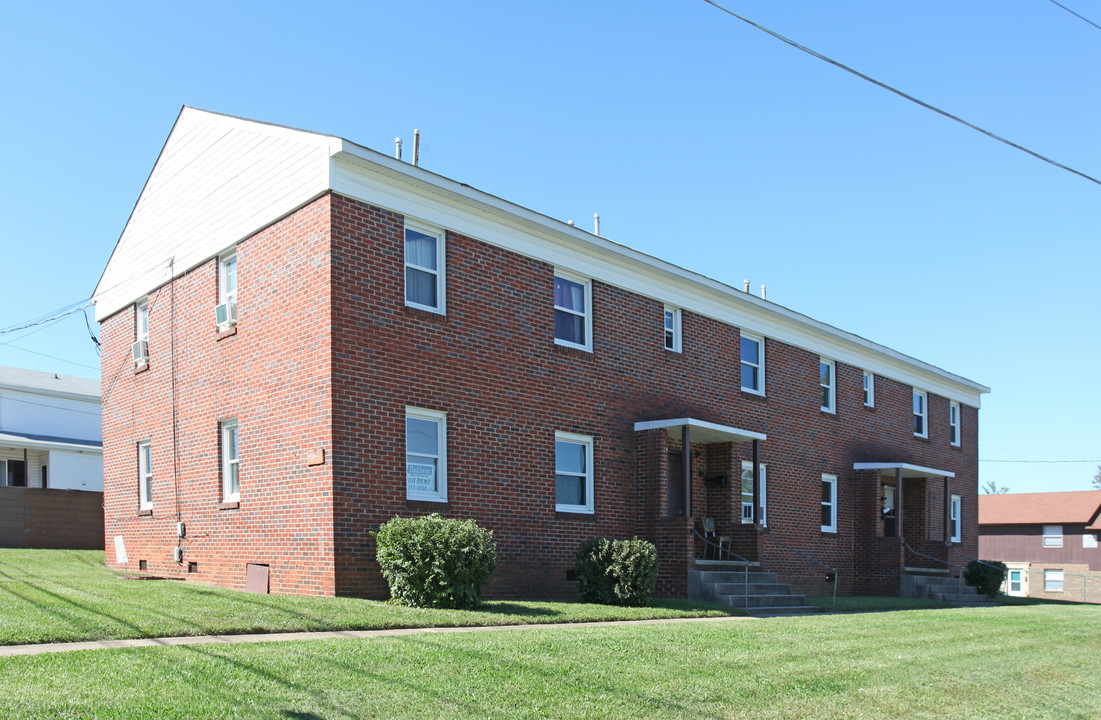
<box><xmin>215</xmin><ymin>301</ymin><xmax>238</xmax><ymax>329</ymax></box>
<box><xmin>132</xmin><ymin>340</ymin><xmax>149</xmax><ymax>364</ymax></box>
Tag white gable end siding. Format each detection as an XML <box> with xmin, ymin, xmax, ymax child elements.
<box><xmin>94</xmin><ymin>108</ymin><xmax>336</xmax><ymax>321</ymax></box>
<box><xmin>0</xmin><ymin>391</ymin><xmax>102</xmax><ymax>442</ymax></box>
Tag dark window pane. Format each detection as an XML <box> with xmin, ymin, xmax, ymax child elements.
<box><xmin>554</xmin><ymin>310</ymin><xmax>584</xmax><ymax>344</ymax></box>
<box><xmin>741</xmin><ymin>336</ymin><xmax>758</xmax><ymax>364</ymax></box>
<box><xmin>555</xmin><ymin>441</ymin><xmax>586</xmax><ymax>474</ymax></box>
<box><xmin>556</xmin><ymin>474</ymin><xmax>584</xmax><ymax>505</ymax></box>
<box><xmin>404</xmin><ymin>229</ymin><xmax>437</xmax><ymax>270</ymax></box>
<box><xmin>821</xmin><ymin>481</ymin><xmax>832</xmax><ymax>503</ymax></box>
<box><xmin>821</xmin><ymin>386</ymin><xmax>830</xmax><ymax>408</ymax></box>
<box><xmin>406</xmin><ymin>267</ymin><xmax>437</xmax><ymax>307</ymax></box>
<box><xmin>822</xmin><ymin>505</ymin><xmax>832</xmax><ymax>526</ymax></box>
<box><xmin>743</xmin><ymin>365</ymin><xmax>758</xmax><ymax>390</ymax></box>
<box><xmin>554</xmin><ymin>277</ymin><xmax>585</xmax><ymax>313</ymax></box>
<box><xmin>820</xmin><ymin>362</ymin><xmax>831</xmax><ymax>385</ymax></box>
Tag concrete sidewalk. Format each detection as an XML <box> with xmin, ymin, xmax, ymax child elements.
<box><xmin>0</xmin><ymin>614</ymin><xmax>753</xmax><ymax>657</ymax></box>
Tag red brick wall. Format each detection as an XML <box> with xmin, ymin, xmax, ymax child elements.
<box><xmin>101</xmin><ymin>196</ymin><xmax>336</xmax><ymax>595</ymax></box>
<box><xmin>324</xmin><ymin>193</ymin><xmax>980</xmax><ymax>599</ymax></box>
<box><xmin>100</xmin><ymin>190</ymin><xmax>981</xmax><ymax>600</ymax></box>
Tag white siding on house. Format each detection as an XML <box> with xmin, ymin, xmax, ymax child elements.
<box><xmin>45</xmin><ymin>450</ymin><xmax>103</xmax><ymax>491</ymax></box>
<box><xmin>94</xmin><ymin>108</ymin><xmax>337</xmax><ymax>321</ymax></box>
<box><xmin>0</xmin><ymin>390</ymin><xmax>101</xmax><ymax>442</ymax></box>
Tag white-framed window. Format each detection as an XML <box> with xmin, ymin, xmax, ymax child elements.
<box><xmin>740</xmin><ymin>461</ymin><xmax>766</xmax><ymax>525</ymax></box>
<box><xmin>740</xmin><ymin>333</ymin><xmax>764</xmax><ymax>395</ymax></box>
<box><xmin>1044</xmin><ymin>569</ymin><xmax>1064</xmax><ymax>592</ymax></box>
<box><xmin>819</xmin><ymin>358</ymin><xmax>836</xmax><ymax>413</ymax></box>
<box><xmin>405</xmin><ymin>407</ymin><xmax>447</xmax><ymax>502</ymax></box>
<box><xmin>404</xmin><ymin>224</ymin><xmax>445</xmax><ymax>313</ymax></box>
<box><xmin>136</xmin><ymin>301</ymin><xmax>149</xmax><ymax>343</ymax></box>
<box><xmin>863</xmin><ymin>371</ymin><xmax>874</xmax><ymax>407</ymax></box>
<box><xmin>913</xmin><ymin>389</ymin><xmax>928</xmax><ymax>438</ymax></box>
<box><xmin>821</xmin><ymin>474</ymin><xmax>838</xmax><ymax>533</ymax></box>
<box><xmin>950</xmin><ymin>494</ymin><xmax>962</xmax><ymax>543</ymax></box>
<box><xmin>663</xmin><ymin>306</ymin><xmax>682</xmax><ymax>352</ymax></box>
<box><xmin>221</xmin><ymin>420</ymin><xmax>239</xmax><ymax>502</ymax></box>
<box><xmin>216</xmin><ymin>251</ymin><xmax>238</xmax><ymax>329</ymax></box>
<box><xmin>949</xmin><ymin>401</ymin><xmax>961</xmax><ymax>446</ymax></box>
<box><xmin>1083</xmin><ymin>532</ymin><xmax>1099</xmax><ymax>549</ymax></box>
<box><xmin>1042</xmin><ymin>525</ymin><xmax>1063</xmax><ymax>548</ymax></box>
<box><xmin>137</xmin><ymin>440</ymin><xmax>152</xmax><ymax>510</ymax></box>
<box><xmin>555</xmin><ymin>432</ymin><xmax>594</xmax><ymax>514</ymax></box>
<box><xmin>553</xmin><ymin>272</ymin><xmax>592</xmax><ymax>351</ymax></box>
<box><xmin>134</xmin><ymin>300</ymin><xmax>150</xmax><ymax>366</ymax></box>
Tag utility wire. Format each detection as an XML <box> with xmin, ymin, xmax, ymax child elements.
<box><xmin>1048</xmin><ymin>0</ymin><xmax>1101</xmax><ymax>32</ymax></box>
<box><xmin>980</xmin><ymin>459</ymin><xmax>1100</xmax><ymax>463</ymax></box>
<box><xmin>0</xmin><ymin>301</ymin><xmax>92</xmax><ymax>335</ymax></box>
<box><xmin>700</xmin><ymin>0</ymin><xmax>1101</xmax><ymax>188</ymax></box>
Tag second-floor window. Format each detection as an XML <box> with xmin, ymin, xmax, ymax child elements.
<box><xmin>820</xmin><ymin>359</ymin><xmax>836</xmax><ymax>413</ymax></box>
<box><xmin>216</xmin><ymin>252</ymin><xmax>238</xmax><ymax>329</ymax></box>
<box><xmin>913</xmin><ymin>389</ymin><xmax>928</xmax><ymax>437</ymax></box>
<box><xmin>404</xmin><ymin>225</ymin><xmax>445</xmax><ymax>313</ymax></box>
<box><xmin>554</xmin><ymin>272</ymin><xmax>591</xmax><ymax>351</ymax></box>
<box><xmin>134</xmin><ymin>301</ymin><xmax>150</xmax><ymax>366</ymax></box>
<box><xmin>741</xmin><ymin>333</ymin><xmax>764</xmax><ymax>394</ymax></box>
<box><xmin>664</xmin><ymin>306</ymin><xmax>682</xmax><ymax>352</ymax></box>
<box><xmin>1042</xmin><ymin>525</ymin><xmax>1062</xmax><ymax>548</ymax></box>
<box><xmin>949</xmin><ymin>401</ymin><xmax>961</xmax><ymax>446</ymax></box>
<box><xmin>863</xmin><ymin>371</ymin><xmax>874</xmax><ymax>407</ymax></box>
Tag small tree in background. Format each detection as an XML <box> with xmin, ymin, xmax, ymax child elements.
<box><xmin>1092</xmin><ymin>465</ymin><xmax>1100</xmax><ymax>490</ymax></box>
<box><xmin>981</xmin><ymin>479</ymin><xmax>1010</xmax><ymax>495</ymax></box>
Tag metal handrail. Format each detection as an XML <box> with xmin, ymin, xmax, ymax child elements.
<box><xmin>758</xmin><ymin>528</ymin><xmax>838</xmax><ymax>612</ymax></box>
<box><xmin>692</xmin><ymin>528</ymin><xmax>753</xmax><ymax>611</ymax></box>
<box><xmin>903</xmin><ymin>541</ymin><xmax>968</xmax><ymax>574</ymax></box>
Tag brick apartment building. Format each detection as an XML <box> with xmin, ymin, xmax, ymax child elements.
<box><xmin>93</xmin><ymin>108</ymin><xmax>989</xmax><ymax>599</ymax></box>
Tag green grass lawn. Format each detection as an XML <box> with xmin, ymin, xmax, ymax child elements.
<box><xmin>2</xmin><ymin>604</ymin><xmax>1098</xmax><ymax>719</ymax></box>
<box><xmin>805</xmin><ymin>595</ymin><xmax>958</xmax><ymax>612</ymax></box>
<box><xmin>0</xmin><ymin>549</ymin><xmax>738</xmax><ymax>645</ymax></box>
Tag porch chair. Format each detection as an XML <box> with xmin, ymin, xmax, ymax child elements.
<box><xmin>701</xmin><ymin>518</ymin><xmax>733</xmax><ymax>561</ymax></box>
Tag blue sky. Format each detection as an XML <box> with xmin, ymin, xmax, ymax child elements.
<box><xmin>1</xmin><ymin>1</ymin><xmax>1097</xmax><ymax>493</ymax></box>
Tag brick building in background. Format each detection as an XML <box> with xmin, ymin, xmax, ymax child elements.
<box><xmin>93</xmin><ymin>108</ymin><xmax>988</xmax><ymax>601</ymax></box>
<box><xmin>979</xmin><ymin>491</ymin><xmax>1101</xmax><ymax>604</ymax></box>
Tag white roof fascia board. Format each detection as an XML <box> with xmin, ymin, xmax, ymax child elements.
<box><xmin>330</xmin><ymin>144</ymin><xmax>988</xmax><ymax>407</ymax></box>
<box><xmin>853</xmin><ymin>462</ymin><xmax>956</xmax><ymax>479</ymax></box>
<box><xmin>634</xmin><ymin>418</ymin><xmax>766</xmax><ymax>444</ymax></box>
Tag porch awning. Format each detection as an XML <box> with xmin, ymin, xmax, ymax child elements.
<box><xmin>634</xmin><ymin>418</ymin><xmax>766</xmax><ymax>444</ymax></box>
<box><xmin>0</xmin><ymin>431</ymin><xmax>102</xmax><ymax>454</ymax></box>
<box><xmin>853</xmin><ymin>462</ymin><xmax>954</xmax><ymax>479</ymax></box>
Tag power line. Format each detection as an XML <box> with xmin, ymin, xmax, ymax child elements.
<box><xmin>0</xmin><ymin>300</ymin><xmax>92</xmax><ymax>335</ymax></box>
<box><xmin>700</xmin><ymin>0</ymin><xmax>1101</xmax><ymax>188</ymax></box>
<box><xmin>980</xmin><ymin>459</ymin><xmax>1100</xmax><ymax>463</ymax></box>
<box><xmin>0</xmin><ymin>342</ymin><xmax>100</xmax><ymax>371</ymax></box>
<box><xmin>1048</xmin><ymin>0</ymin><xmax>1101</xmax><ymax>32</ymax></box>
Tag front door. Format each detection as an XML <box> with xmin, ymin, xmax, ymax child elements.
<box><xmin>1007</xmin><ymin>568</ymin><xmax>1027</xmax><ymax>597</ymax></box>
<box><xmin>668</xmin><ymin>452</ymin><xmax>686</xmax><ymax>517</ymax></box>
<box><xmin>882</xmin><ymin>485</ymin><xmax>897</xmax><ymax>537</ymax></box>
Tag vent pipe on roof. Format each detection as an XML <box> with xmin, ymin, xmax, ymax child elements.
<box><xmin>567</xmin><ymin>220</ymin><xmax>574</xmax><ymax>226</ymax></box>
<box><xmin>395</xmin><ymin>137</ymin><xmax>403</xmax><ymax>161</ymax></box>
<box><xmin>743</xmin><ymin>279</ymin><xmax>750</xmax><ymax>293</ymax></box>
<box><xmin>413</xmin><ymin>129</ymin><xmax>420</xmax><ymax>167</ymax></box>
<box><xmin>761</xmin><ymin>284</ymin><xmax>767</xmax><ymax>300</ymax></box>
<box><xmin>594</xmin><ymin>213</ymin><xmax>600</xmax><ymax>236</ymax></box>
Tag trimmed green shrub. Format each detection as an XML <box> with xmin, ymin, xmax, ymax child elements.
<box><xmin>371</xmin><ymin>514</ymin><xmax>496</xmax><ymax>609</ymax></box>
<box><xmin>574</xmin><ymin>537</ymin><xmax>659</xmax><ymax>607</ymax></box>
<box><xmin>963</xmin><ymin>559</ymin><xmax>1007</xmax><ymax>598</ymax></box>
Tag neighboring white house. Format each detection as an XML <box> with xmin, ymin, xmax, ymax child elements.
<box><xmin>0</xmin><ymin>366</ymin><xmax>102</xmax><ymax>491</ymax></box>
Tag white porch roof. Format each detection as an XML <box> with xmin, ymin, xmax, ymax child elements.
<box><xmin>633</xmin><ymin>418</ymin><xmax>766</xmax><ymax>444</ymax></box>
<box><xmin>853</xmin><ymin>462</ymin><xmax>955</xmax><ymax>479</ymax></box>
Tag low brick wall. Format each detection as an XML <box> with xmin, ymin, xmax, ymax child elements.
<box><xmin>0</xmin><ymin>487</ymin><xmax>104</xmax><ymax>549</ymax></box>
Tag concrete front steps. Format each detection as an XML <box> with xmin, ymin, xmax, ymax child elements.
<box><xmin>900</xmin><ymin>568</ymin><xmax>999</xmax><ymax>606</ymax></box>
<box><xmin>687</xmin><ymin>561</ymin><xmax>821</xmax><ymax>616</ymax></box>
